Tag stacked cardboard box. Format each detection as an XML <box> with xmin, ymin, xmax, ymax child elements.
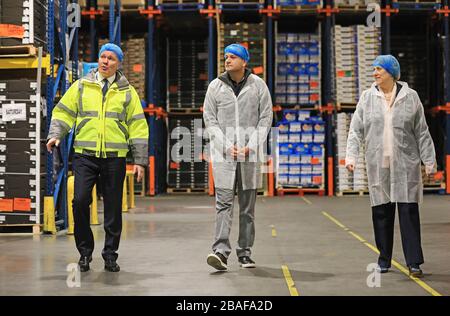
<box><xmin>0</xmin><ymin>0</ymin><xmax>48</xmax><ymax>47</ymax></box>
<box><xmin>0</xmin><ymin>79</ymin><xmax>46</xmax><ymax>222</ymax></box>
<box><xmin>334</xmin><ymin>25</ymin><xmax>380</xmax><ymax>104</ymax></box>
<box><xmin>167</xmin><ymin>115</ymin><xmax>208</xmax><ymax>189</ymax></box>
<box><xmin>122</xmin><ymin>35</ymin><xmax>146</xmax><ymax>100</ymax></box>
<box><xmin>335</xmin><ymin>112</ymin><xmax>368</xmax><ymax>193</ymax></box>
<box><xmin>275</xmin><ymin>32</ymin><xmax>321</xmax><ymax>107</ymax></box>
<box><xmin>276</xmin><ymin>110</ymin><xmax>325</xmax><ymax>188</ymax></box>
<box><xmin>334</xmin><ymin>0</ymin><xmax>379</xmax><ymax>6</ymax></box>
<box><xmin>167</xmin><ymin>39</ymin><xmax>208</xmax><ymax>111</ymax></box>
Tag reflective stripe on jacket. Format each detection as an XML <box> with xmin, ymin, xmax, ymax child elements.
<box><xmin>48</xmin><ymin>69</ymin><xmax>149</xmax><ymax>166</ymax></box>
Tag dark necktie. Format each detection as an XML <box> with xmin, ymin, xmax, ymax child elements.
<box><xmin>102</xmin><ymin>79</ymin><xmax>109</xmax><ymax>98</ymax></box>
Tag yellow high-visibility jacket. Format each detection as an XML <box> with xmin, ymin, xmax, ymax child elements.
<box><xmin>48</xmin><ymin>69</ymin><xmax>149</xmax><ymax>166</ymax></box>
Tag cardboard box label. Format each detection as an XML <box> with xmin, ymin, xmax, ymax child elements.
<box><xmin>14</xmin><ymin>198</ymin><xmax>31</xmax><ymax>211</ymax></box>
<box><xmin>0</xmin><ymin>199</ymin><xmax>14</xmax><ymax>212</ymax></box>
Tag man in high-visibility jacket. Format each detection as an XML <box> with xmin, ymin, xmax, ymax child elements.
<box><xmin>46</xmin><ymin>43</ymin><xmax>149</xmax><ymax>273</ymax></box>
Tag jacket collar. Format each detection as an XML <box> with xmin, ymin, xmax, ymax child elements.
<box><xmin>83</xmin><ymin>68</ymin><xmax>130</xmax><ymax>90</ymax></box>
<box><xmin>218</xmin><ymin>68</ymin><xmax>252</xmax><ymax>87</ymax></box>
<box><xmin>371</xmin><ymin>81</ymin><xmax>408</xmax><ymax>102</ymax></box>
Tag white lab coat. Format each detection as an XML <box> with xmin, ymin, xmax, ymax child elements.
<box><xmin>203</xmin><ymin>73</ymin><xmax>273</xmax><ymax>190</ymax></box>
<box><xmin>346</xmin><ymin>81</ymin><xmax>436</xmax><ymax>207</ymax></box>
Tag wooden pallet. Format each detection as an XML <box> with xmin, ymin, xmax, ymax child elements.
<box><xmin>276</xmin><ymin>187</ymin><xmax>325</xmax><ymax>196</ymax></box>
<box><xmin>217</xmin><ymin>0</ymin><xmax>264</xmax><ymax>4</ymax></box>
<box><xmin>336</xmin><ymin>190</ymin><xmax>369</xmax><ymax>197</ymax></box>
<box><xmin>168</xmin><ymin>107</ymin><xmax>203</xmax><ymax>114</ymax></box>
<box><xmin>257</xmin><ymin>189</ymin><xmax>269</xmax><ymax>196</ymax></box>
<box><xmin>0</xmin><ymin>45</ymin><xmax>38</xmax><ymax>58</ymax></box>
<box><xmin>167</xmin><ymin>187</ymin><xmax>209</xmax><ymax>194</ymax></box>
<box><xmin>158</xmin><ymin>0</ymin><xmax>205</xmax><ymax>3</ymax></box>
<box><xmin>423</xmin><ymin>184</ymin><xmax>446</xmax><ymax>193</ymax></box>
<box><xmin>336</xmin><ymin>103</ymin><xmax>357</xmax><ymax>111</ymax></box>
<box><xmin>277</xmin><ymin>4</ymin><xmax>321</xmax><ymax>12</ymax></box>
<box><xmin>0</xmin><ymin>224</ymin><xmax>42</xmax><ymax>235</ymax></box>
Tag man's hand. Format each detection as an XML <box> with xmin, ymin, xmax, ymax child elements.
<box><xmin>228</xmin><ymin>145</ymin><xmax>239</xmax><ymax>159</ymax></box>
<box><xmin>239</xmin><ymin>147</ymin><xmax>250</xmax><ymax>158</ymax></box>
<box><xmin>425</xmin><ymin>164</ymin><xmax>436</xmax><ymax>177</ymax></box>
<box><xmin>46</xmin><ymin>138</ymin><xmax>60</xmax><ymax>153</ymax></box>
<box><xmin>134</xmin><ymin>165</ymin><xmax>145</xmax><ymax>182</ymax></box>
<box><xmin>346</xmin><ymin>164</ymin><xmax>354</xmax><ymax>172</ymax></box>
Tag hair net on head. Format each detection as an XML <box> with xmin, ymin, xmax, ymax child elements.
<box><xmin>99</xmin><ymin>43</ymin><xmax>124</xmax><ymax>62</ymax></box>
<box><xmin>373</xmin><ymin>55</ymin><xmax>401</xmax><ymax>80</ymax></box>
<box><xmin>224</xmin><ymin>44</ymin><xmax>250</xmax><ymax>63</ymax></box>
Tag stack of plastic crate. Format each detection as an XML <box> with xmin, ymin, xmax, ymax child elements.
<box><xmin>0</xmin><ymin>79</ymin><xmax>46</xmax><ymax>223</ymax></box>
<box><xmin>167</xmin><ymin>38</ymin><xmax>208</xmax><ymax>112</ymax></box>
<box><xmin>122</xmin><ymin>35</ymin><xmax>146</xmax><ymax>100</ymax></box>
<box><xmin>276</xmin><ymin>0</ymin><xmax>321</xmax><ymax>7</ymax></box>
<box><xmin>167</xmin><ymin>115</ymin><xmax>208</xmax><ymax>191</ymax></box>
<box><xmin>275</xmin><ymin>32</ymin><xmax>321</xmax><ymax>108</ymax></box>
<box><xmin>335</xmin><ymin>113</ymin><xmax>353</xmax><ymax>192</ymax></box>
<box><xmin>334</xmin><ymin>25</ymin><xmax>358</xmax><ymax>104</ymax></box>
<box><xmin>353</xmin><ymin>143</ymin><xmax>368</xmax><ymax>192</ymax></box>
<box><xmin>0</xmin><ymin>0</ymin><xmax>48</xmax><ymax>47</ymax></box>
<box><xmin>335</xmin><ymin>25</ymin><xmax>381</xmax><ymax>104</ymax></box>
<box><xmin>276</xmin><ymin>110</ymin><xmax>325</xmax><ymax>189</ymax></box>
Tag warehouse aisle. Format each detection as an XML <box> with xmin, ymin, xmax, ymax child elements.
<box><xmin>0</xmin><ymin>195</ymin><xmax>449</xmax><ymax>296</ymax></box>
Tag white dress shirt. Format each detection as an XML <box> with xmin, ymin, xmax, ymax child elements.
<box><xmin>381</xmin><ymin>83</ymin><xmax>397</xmax><ymax>168</ymax></box>
<box><xmin>95</xmin><ymin>72</ymin><xmax>116</xmax><ymax>89</ymax></box>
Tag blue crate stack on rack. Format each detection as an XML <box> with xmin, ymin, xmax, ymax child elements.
<box><xmin>276</xmin><ymin>110</ymin><xmax>325</xmax><ymax>189</ymax></box>
<box><xmin>276</xmin><ymin>0</ymin><xmax>322</xmax><ymax>7</ymax></box>
<box><xmin>275</xmin><ymin>32</ymin><xmax>321</xmax><ymax>108</ymax></box>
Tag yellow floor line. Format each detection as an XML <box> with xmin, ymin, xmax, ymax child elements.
<box><xmin>271</xmin><ymin>225</ymin><xmax>277</xmax><ymax>237</ymax></box>
<box><xmin>302</xmin><ymin>197</ymin><xmax>312</xmax><ymax>205</ymax></box>
<box><xmin>282</xmin><ymin>265</ymin><xmax>300</xmax><ymax>296</ymax></box>
<box><xmin>322</xmin><ymin>211</ymin><xmax>442</xmax><ymax>297</ymax></box>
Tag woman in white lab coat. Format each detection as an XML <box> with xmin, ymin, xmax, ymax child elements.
<box><xmin>346</xmin><ymin>55</ymin><xmax>437</xmax><ymax>277</ymax></box>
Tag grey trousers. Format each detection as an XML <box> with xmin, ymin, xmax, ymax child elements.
<box><xmin>212</xmin><ymin>164</ymin><xmax>257</xmax><ymax>259</ymax></box>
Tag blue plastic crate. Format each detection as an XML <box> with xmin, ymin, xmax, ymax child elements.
<box><xmin>301</xmin><ymin>120</ymin><xmax>313</xmax><ymax>132</ymax></box>
<box><xmin>289</xmin><ymin>121</ymin><xmax>302</xmax><ymax>132</ymax></box>
<box><xmin>297</xmin><ymin>110</ymin><xmax>311</xmax><ymax>121</ymax></box>
<box><xmin>301</xmin><ymin>132</ymin><xmax>314</xmax><ymax>143</ymax></box>
<box><xmin>278</xmin><ymin>164</ymin><xmax>290</xmax><ymax>174</ymax></box>
<box><xmin>312</xmin><ymin>121</ymin><xmax>325</xmax><ymax>133</ymax></box>
<box><xmin>300</xmin><ymin>174</ymin><xmax>312</xmax><ymax>186</ymax></box>
<box><xmin>310</xmin><ymin>144</ymin><xmax>323</xmax><ymax>156</ymax></box>
<box><xmin>282</xmin><ymin>109</ymin><xmax>297</xmax><ymax>122</ymax></box>
<box><xmin>288</xmin><ymin>132</ymin><xmax>301</xmax><ymax>143</ymax></box>
<box><xmin>295</xmin><ymin>143</ymin><xmax>310</xmax><ymax>155</ymax></box>
<box><xmin>279</xmin><ymin>153</ymin><xmax>290</xmax><ymax>164</ymax></box>
<box><xmin>309</xmin><ymin>43</ymin><xmax>319</xmax><ymax>55</ymax></box>
<box><xmin>307</xmin><ymin>63</ymin><xmax>320</xmax><ymax>76</ymax></box>
<box><xmin>279</xmin><ymin>143</ymin><xmax>294</xmax><ymax>155</ymax></box>
<box><xmin>277</xmin><ymin>121</ymin><xmax>290</xmax><ymax>133</ymax></box>
<box><xmin>277</xmin><ymin>63</ymin><xmax>290</xmax><ymax>76</ymax></box>
<box><xmin>289</xmin><ymin>164</ymin><xmax>301</xmax><ymax>174</ymax></box>
<box><xmin>313</xmin><ymin>132</ymin><xmax>325</xmax><ymax>143</ymax></box>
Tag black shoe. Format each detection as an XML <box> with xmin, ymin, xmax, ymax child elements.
<box><xmin>238</xmin><ymin>256</ymin><xmax>256</xmax><ymax>268</ymax></box>
<box><xmin>408</xmin><ymin>265</ymin><xmax>423</xmax><ymax>278</ymax></box>
<box><xmin>104</xmin><ymin>259</ymin><xmax>120</xmax><ymax>272</ymax></box>
<box><xmin>207</xmin><ymin>252</ymin><xmax>228</xmax><ymax>271</ymax></box>
<box><xmin>78</xmin><ymin>256</ymin><xmax>92</xmax><ymax>272</ymax></box>
<box><xmin>376</xmin><ymin>266</ymin><xmax>389</xmax><ymax>274</ymax></box>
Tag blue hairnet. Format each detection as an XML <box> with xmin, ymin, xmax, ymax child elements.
<box><xmin>224</xmin><ymin>44</ymin><xmax>250</xmax><ymax>63</ymax></box>
<box><xmin>373</xmin><ymin>55</ymin><xmax>400</xmax><ymax>80</ymax></box>
<box><xmin>99</xmin><ymin>43</ymin><xmax>123</xmax><ymax>62</ymax></box>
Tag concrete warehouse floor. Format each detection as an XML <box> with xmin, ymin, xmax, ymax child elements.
<box><xmin>0</xmin><ymin>194</ymin><xmax>449</xmax><ymax>296</ymax></box>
